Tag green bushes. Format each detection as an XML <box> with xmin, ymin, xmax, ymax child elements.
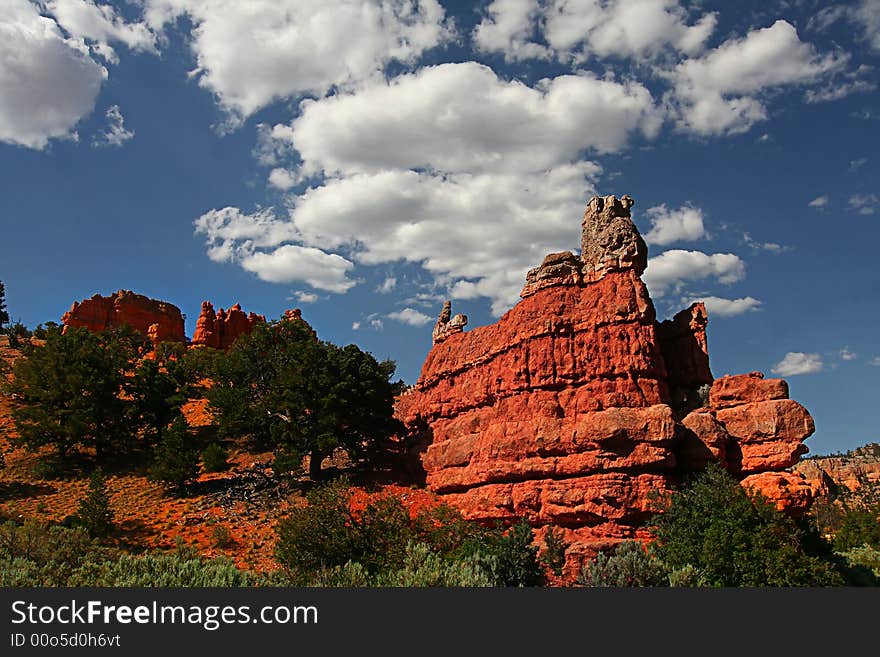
<box><xmin>578</xmin><ymin>541</ymin><xmax>668</xmax><ymax>587</ymax></box>
<box><xmin>650</xmin><ymin>464</ymin><xmax>846</xmax><ymax>587</ymax></box>
<box><xmin>72</xmin><ymin>468</ymin><xmax>114</xmax><ymax>538</ymax></box>
<box><xmin>275</xmin><ymin>479</ymin><xmax>544</xmax><ymax>586</ymax></box>
<box><xmin>201</xmin><ymin>442</ymin><xmax>229</xmax><ymax>473</ymax></box>
<box><xmin>0</xmin><ymin>520</ymin><xmax>257</xmax><ymax>587</ymax></box>
<box><xmin>149</xmin><ymin>415</ymin><xmax>200</xmax><ymax>492</ymax></box>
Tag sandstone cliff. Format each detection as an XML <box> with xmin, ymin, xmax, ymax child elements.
<box><xmin>61</xmin><ymin>290</ymin><xmax>185</xmax><ymax>343</ymax></box>
<box><xmin>397</xmin><ymin>194</ymin><xmax>816</xmax><ymax>570</ymax></box>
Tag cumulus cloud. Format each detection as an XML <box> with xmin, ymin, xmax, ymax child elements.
<box><xmin>849</xmin><ymin>193</ymin><xmax>879</xmax><ymax>215</ymax></box>
<box><xmin>772</xmin><ymin>352</ymin><xmax>824</xmax><ymax>376</ymax></box>
<box><xmin>668</xmin><ymin>20</ymin><xmax>845</xmax><ymax>135</ymax></box>
<box><xmin>291</xmin><ymin>291</ymin><xmax>318</xmax><ymax>303</ymax></box>
<box><xmin>280</xmin><ymin>62</ymin><xmax>661</xmax><ymax>176</ymax></box>
<box><xmin>199</xmin><ymin>62</ymin><xmax>666</xmax><ymax>314</ymax></box>
<box><xmin>387</xmin><ymin>308</ymin><xmax>433</xmax><ymax>326</ymax></box>
<box><xmin>193</xmin><ymin>206</ymin><xmax>355</xmax><ymax>291</ymax></box>
<box><xmin>472</xmin><ymin>0</ymin><xmax>550</xmax><ymax>61</ymax></box>
<box><xmin>643</xmin><ymin>249</ymin><xmax>746</xmax><ymax>297</ymax></box>
<box><xmin>474</xmin><ymin>0</ymin><xmax>716</xmax><ymax>63</ymax></box>
<box><xmin>840</xmin><ymin>347</ymin><xmax>857</xmax><ymax>361</ymax></box>
<box><xmin>809</xmin><ymin>195</ymin><xmax>830</xmax><ymax>209</ymax></box>
<box><xmin>0</xmin><ymin>0</ymin><xmax>107</xmax><ymax>149</ymax></box>
<box><xmin>238</xmin><ymin>245</ymin><xmax>355</xmax><ymax>292</ymax></box>
<box><xmin>92</xmin><ymin>105</ymin><xmax>134</xmax><ymax>147</ymax></box>
<box><xmin>642</xmin><ymin>204</ymin><xmax>706</xmax><ymax>245</ymax></box>
<box><xmin>268</xmin><ymin>168</ymin><xmax>297</xmax><ymax>191</ymax></box>
<box><xmin>687</xmin><ymin>295</ymin><xmax>762</xmax><ymax>317</ymax></box>
<box><xmin>46</xmin><ymin>0</ymin><xmax>157</xmax><ymax>64</ymax></box>
<box><xmin>142</xmin><ymin>0</ymin><xmax>453</xmax><ymax>119</ymax></box>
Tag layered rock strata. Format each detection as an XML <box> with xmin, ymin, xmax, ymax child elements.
<box><xmin>397</xmin><ymin>194</ymin><xmax>816</xmax><ymax>567</ymax></box>
<box><xmin>61</xmin><ymin>290</ymin><xmax>185</xmax><ymax>343</ymax></box>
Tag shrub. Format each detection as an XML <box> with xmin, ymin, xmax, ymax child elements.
<box><xmin>578</xmin><ymin>541</ymin><xmax>668</xmax><ymax>587</ymax></box>
<box><xmin>540</xmin><ymin>526</ymin><xmax>568</xmax><ymax>577</ymax></box>
<box><xmin>275</xmin><ymin>480</ymin><xmax>544</xmax><ymax>586</ymax></box>
<box><xmin>840</xmin><ymin>545</ymin><xmax>880</xmax><ymax>577</ymax></box>
<box><xmin>68</xmin><ymin>553</ymin><xmax>255</xmax><ymax>587</ymax></box>
<box><xmin>149</xmin><ymin>415</ymin><xmax>200</xmax><ymax>492</ymax></box>
<box><xmin>651</xmin><ymin>464</ymin><xmax>845</xmax><ymax>586</ymax></box>
<box><xmin>833</xmin><ymin>506</ymin><xmax>880</xmax><ymax>552</ymax></box>
<box><xmin>210</xmin><ymin>524</ymin><xmax>234</xmax><ymax>549</ymax></box>
<box><xmin>73</xmin><ymin>468</ymin><xmax>114</xmax><ymax>538</ymax></box>
<box><xmin>201</xmin><ymin>442</ymin><xmax>229</xmax><ymax>473</ymax></box>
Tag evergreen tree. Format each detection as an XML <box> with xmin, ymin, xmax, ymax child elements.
<box><xmin>73</xmin><ymin>468</ymin><xmax>114</xmax><ymax>538</ymax></box>
<box><xmin>130</xmin><ymin>358</ymin><xmax>185</xmax><ymax>444</ymax></box>
<box><xmin>149</xmin><ymin>415</ymin><xmax>200</xmax><ymax>493</ymax></box>
<box><xmin>0</xmin><ymin>280</ymin><xmax>8</xmax><ymax>328</ymax></box>
<box><xmin>209</xmin><ymin>318</ymin><xmax>401</xmax><ymax>479</ymax></box>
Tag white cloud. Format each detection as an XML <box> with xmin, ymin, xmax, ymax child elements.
<box><xmin>848</xmin><ymin>0</ymin><xmax>880</xmax><ymax>51</ymax></box>
<box><xmin>849</xmin><ymin>193</ymin><xmax>879</xmax><ymax>215</ymax></box>
<box><xmin>805</xmin><ymin>78</ymin><xmax>876</xmax><ymax>103</ymax></box>
<box><xmin>668</xmin><ymin>20</ymin><xmax>845</xmax><ymax>135</ymax></box>
<box><xmin>193</xmin><ymin>207</ymin><xmax>298</xmax><ymax>263</ymax></box>
<box><xmin>542</xmin><ymin>0</ymin><xmax>717</xmax><ymax>62</ymax></box>
<box><xmin>472</xmin><ymin>0</ymin><xmax>551</xmax><ymax>62</ymax></box>
<box><xmin>387</xmin><ymin>307</ymin><xmax>433</xmax><ymax>326</ymax></box>
<box><xmin>840</xmin><ymin>347</ymin><xmax>857</xmax><ymax>361</ymax></box>
<box><xmin>268</xmin><ymin>168</ymin><xmax>297</xmax><ymax>191</ymax></box>
<box><xmin>850</xmin><ymin>157</ymin><xmax>868</xmax><ymax>171</ymax></box>
<box><xmin>142</xmin><ymin>0</ymin><xmax>453</xmax><ymax>119</ymax></box>
<box><xmin>238</xmin><ymin>245</ymin><xmax>355</xmax><ymax>292</ymax></box>
<box><xmin>0</xmin><ymin>0</ymin><xmax>107</xmax><ymax>149</ymax></box>
<box><xmin>772</xmin><ymin>352</ymin><xmax>824</xmax><ymax>376</ymax></box>
<box><xmin>292</xmin><ymin>291</ymin><xmax>318</xmax><ymax>303</ymax></box>
<box><xmin>377</xmin><ymin>277</ymin><xmax>397</xmax><ymax>294</ymax></box>
<box><xmin>742</xmin><ymin>232</ymin><xmax>789</xmax><ymax>253</ymax></box>
<box><xmin>369</xmin><ymin>318</ymin><xmax>384</xmax><ymax>330</ymax></box>
<box><xmin>642</xmin><ymin>203</ymin><xmax>706</xmax><ymax>245</ymax></box>
<box><xmin>46</xmin><ymin>0</ymin><xmax>157</xmax><ymax>64</ymax></box>
<box><xmin>643</xmin><ymin>249</ymin><xmax>746</xmax><ymax>297</ymax></box>
<box><xmin>688</xmin><ymin>295</ymin><xmax>762</xmax><ymax>317</ymax></box>
<box><xmin>281</xmin><ymin>62</ymin><xmax>661</xmax><ymax>176</ymax></box>
<box><xmin>202</xmin><ymin>62</ymin><xmax>665</xmax><ymax>315</ymax></box>
<box><xmin>809</xmin><ymin>195</ymin><xmax>830</xmax><ymax>209</ymax></box>
<box><xmin>870</xmin><ymin>357</ymin><xmax>880</xmax><ymax>367</ymax></box>
<box><xmin>351</xmin><ymin>321</ymin><xmax>361</xmax><ymax>330</ymax></box>
<box><xmin>193</xmin><ymin>207</ymin><xmax>354</xmax><ymax>291</ymax></box>
<box><xmin>92</xmin><ymin>104</ymin><xmax>134</xmax><ymax>147</ymax></box>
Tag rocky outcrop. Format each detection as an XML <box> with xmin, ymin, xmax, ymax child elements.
<box><xmin>61</xmin><ymin>290</ymin><xmax>185</xmax><ymax>343</ymax></box>
<box><xmin>794</xmin><ymin>444</ymin><xmax>880</xmax><ymax>498</ymax></box>
<box><xmin>397</xmin><ymin>194</ymin><xmax>815</xmax><ymax>571</ymax></box>
<box><xmin>432</xmin><ymin>301</ymin><xmax>468</xmax><ymax>345</ymax></box>
<box><xmin>191</xmin><ymin>302</ymin><xmax>265</xmax><ymax>350</ymax></box>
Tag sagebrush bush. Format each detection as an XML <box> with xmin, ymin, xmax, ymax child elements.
<box><xmin>275</xmin><ymin>479</ymin><xmax>544</xmax><ymax>586</ymax></box>
<box><xmin>578</xmin><ymin>541</ymin><xmax>668</xmax><ymax>587</ymax></box>
<box><xmin>68</xmin><ymin>553</ymin><xmax>255</xmax><ymax>587</ymax></box>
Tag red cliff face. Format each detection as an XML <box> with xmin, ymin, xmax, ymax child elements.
<box><xmin>61</xmin><ymin>290</ymin><xmax>185</xmax><ymax>343</ymax></box>
<box><xmin>191</xmin><ymin>302</ymin><xmax>265</xmax><ymax>350</ymax></box>
<box><xmin>397</xmin><ymin>194</ymin><xmax>816</xmax><ymax>571</ymax></box>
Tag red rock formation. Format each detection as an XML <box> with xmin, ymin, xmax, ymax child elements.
<box><xmin>191</xmin><ymin>302</ymin><xmax>265</xmax><ymax>350</ymax></box>
<box><xmin>397</xmin><ymin>194</ymin><xmax>816</xmax><ymax>572</ymax></box>
<box><xmin>61</xmin><ymin>290</ymin><xmax>185</xmax><ymax>343</ymax></box>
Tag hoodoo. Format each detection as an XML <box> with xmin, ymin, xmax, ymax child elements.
<box><xmin>397</xmin><ymin>195</ymin><xmax>815</xmax><ymax>571</ymax></box>
<box><xmin>191</xmin><ymin>301</ymin><xmax>265</xmax><ymax>350</ymax></box>
<box><xmin>61</xmin><ymin>290</ymin><xmax>185</xmax><ymax>343</ymax></box>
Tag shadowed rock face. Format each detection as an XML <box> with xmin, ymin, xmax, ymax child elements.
<box><xmin>396</xmin><ymin>194</ymin><xmax>815</xmax><ymax>573</ymax></box>
<box><xmin>61</xmin><ymin>290</ymin><xmax>185</xmax><ymax>343</ymax></box>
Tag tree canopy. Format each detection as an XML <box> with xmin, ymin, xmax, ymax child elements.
<box><xmin>207</xmin><ymin>317</ymin><xmax>401</xmax><ymax>478</ymax></box>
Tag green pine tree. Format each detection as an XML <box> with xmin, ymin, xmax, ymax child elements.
<box><xmin>149</xmin><ymin>415</ymin><xmax>200</xmax><ymax>493</ymax></box>
<box><xmin>74</xmin><ymin>468</ymin><xmax>114</xmax><ymax>538</ymax></box>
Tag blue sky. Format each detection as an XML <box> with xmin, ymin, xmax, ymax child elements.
<box><xmin>1</xmin><ymin>0</ymin><xmax>878</xmax><ymax>455</ymax></box>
